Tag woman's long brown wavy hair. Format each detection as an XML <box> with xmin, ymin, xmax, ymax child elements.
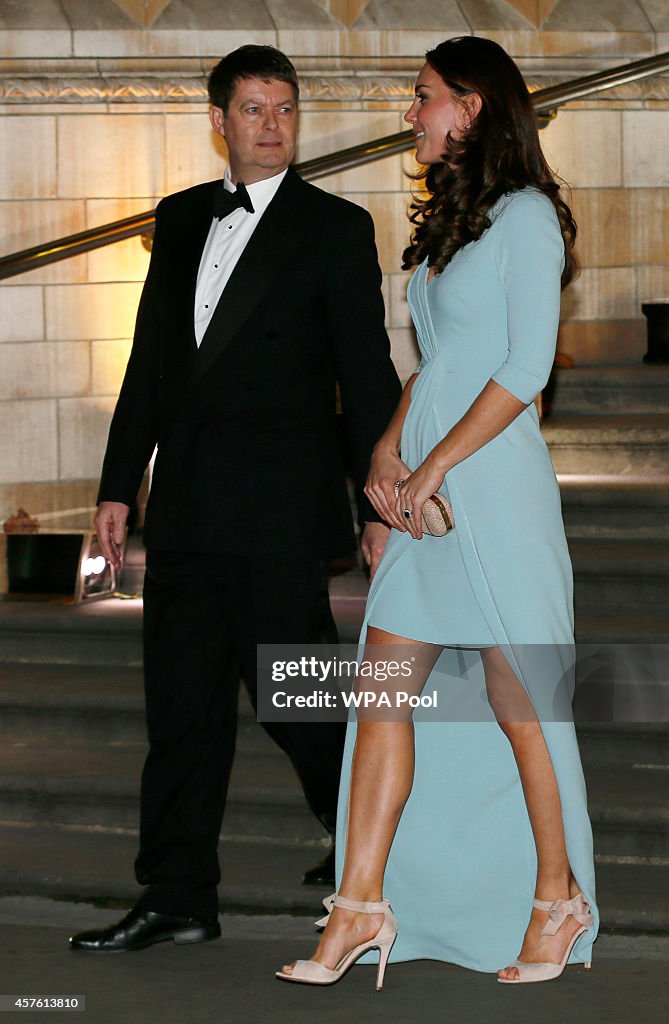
<box><xmin>402</xmin><ymin>36</ymin><xmax>577</xmax><ymax>289</ymax></box>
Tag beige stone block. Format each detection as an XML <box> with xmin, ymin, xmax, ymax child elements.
<box><xmin>630</xmin><ymin>190</ymin><xmax>669</xmax><ymax>266</ymax></box>
<box><xmin>0</xmin><ymin>29</ymin><xmax>71</xmax><ymax>60</ymax></box>
<box><xmin>540</xmin><ymin>110</ymin><xmax>622</xmax><ymax>187</ymax></box>
<box><xmin>0</xmin><ymin>104</ymin><xmax>110</xmax><ymax>117</ymax></box>
<box><xmin>86</xmin><ymin>199</ymin><xmax>154</xmax><ymax>283</ymax></box>
<box><xmin>91</xmin><ymin>339</ymin><xmax>132</xmax><ymax>396</ymax></box>
<box><xmin>277</xmin><ymin>30</ymin><xmax>348</xmax><ymax>58</ymax></box>
<box><xmin>560</xmin><ymin>267</ymin><xmax>637</xmax><ymax>321</ymax></box>
<box><xmin>46</xmin><ymin>282</ymin><xmax>143</xmax><ymax>342</ymax></box>
<box><xmin>638</xmin><ymin>266</ymin><xmax>669</xmax><ymax>303</ymax></box>
<box><xmin>0</xmin><ymin>286</ymin><xmax>44</xmax><ymax>342</ymax></box>
<box><xmin>0</xmin><ymin>116</ymin><xmax>57</xmax><ymax>199</ymax></box>
<box><xmin>568</xmin><ymin>189</ymin><xmax>669</xmax><ymax>268</ymax></box>
<box><xmin>73</xmin><ymin>29</ymin><xmax>276</xmax><ymax>59</ymax></box>
<box><xmin>622</xmin><ymin>111</ymin><xmax>669</xmax><ymax>187</ymax></box>
<box><xmin>0</xmin><ymin>200</ymin><xmax>88</xmax><ymax>285</ymax></box>
<box><xmin>58</xmin><ymin>396</ymin><xmax>117</xmax><ymax>480</ymax></box>
<box><xmin>556</xmin><ymin>319</ymin><xmax>646</xmax><ymax>365</ymax></box>
<box><xmin>388</xmin><ymin>327</ymin><xmax>419</xmax><ymax>382</ymax></box>
<box><xmin>341</xmin><ymin>191</ymin><xmax>412</xmax><ymax>274</ymax></box>
<box><xmin>538</xmin><ymin>30</ymin><xmax>654</xmax><ymax>59</ymax></box>
<box><xmin>355</xmin><ymin>0</ymin><xmax>469</xmax><ymax>31</ymax></box>
<box><xmin>308</xmin><ymin>153</ymin><xmax>404</xmax><ymax>194</ymax></box>
<box><xmin>389</xmin><ymin>271</ymin><xmax>413</xmax><ymax>328</ymax></box>
<box><xmin>0</xmin><ymin>479</ymin><xmax>99</xmax><ymax>529</ymax></box>
<box><xmin>0</xmin><ymin>399</ymin><xmax>58</xmax><ymax>483</ymax></box>
<box><xmin>570</xmin><ymin>189</ymin><xmax>625</xmax><ymax>267</ymax></box>
<box><xmin>0</xmin><ymin>341</ymin><xmax>90</xmax><ymax>400</ymax></box>
<box><xmin>58</xmin><ymin>114</ymin><xmax>166</xmax><ymax>199</ymax></box>
<box><xmin>297</xmin><ymin>110</ymin><xmax>404</xmax><ymax>192</ymax></box>
<box><xmin>164</xmin><ymin>113</ymin><xmax>228</xmax><ymax>194</ymax></box>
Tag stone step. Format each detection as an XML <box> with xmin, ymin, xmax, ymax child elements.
<box><xmin>570</xmin><ymin>538</ymin><xmax>669</xmax><ymax>610</ymax></box>
<box><xmin>543</xmin><ymin>414</ymin><xmax>669</xmax><ymax>476</ymax></box>
<box><xmin>0</xmin><ymin>598</ymin><xmax>143</xmax><ymax>666</ymax></box>
<box><xmin>3</xmin><ymin>658</ymin><xmax>667</xmax><ymax>770</ymax></box>
<box><xmin>559</xmin><ymin>476</ymin><xmax>669</xmax><ymax>539</ymax></box>
<box><xmin>585</xmin><ymin>766</ymin><xmax>669</xmax><ymax>860</ymax></box>
<box><xmin>2</xmin><ymin>662</ymin><xmax>667</xmax><ymax>763</ymax></box>
<box><xmin>0</xmin><ymin>821</ymin><xmax>329</xmax><ymax>916</ymax></box>
<box><xmin>0</xmin><ymin>572</ymin><xmax>369</xmax><ymax>664</ymax></box>
<box><xmin>574</xmin><ymin>609</ymin><xmax>669</xmax><ymax>644</ymax></box>
<box><xmin>1</xmin><ymin>735</ymin><xmax>665</xmax><ymax>859</ymax></box>
<box><xmin>0</xmin><ymin>820</ymin><xmax>665</xmax><ymax>934</ymax></box>
<box><xmin>577</xmin><ymin>723</ymin><xmax>669</xmax><ymax>769</ymax></box>
<box><xmin>0</xmin><ymin>738</ymin><xmax>324</xmax><ymax>843</ymax></box>
<box><xmin>0</xmin><ymin>664</ymin><xmax>265</xmax><ymax>744</ymax></box>
<box><xmin>546</xmin><ymin>366</ymin><xmax>669</xmax><ymax>416</ymax></box>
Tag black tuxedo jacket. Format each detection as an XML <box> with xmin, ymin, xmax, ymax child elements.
<box><xmin>98</xmin><ymin>167</ymin><xmax>401</xmax><ymax>557</ymax></box>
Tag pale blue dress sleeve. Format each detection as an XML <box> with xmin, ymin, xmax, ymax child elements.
<box><xmin>491</xmin><ymin>192</ymin><xmax>564</xmax><ymax>404</ymax></box>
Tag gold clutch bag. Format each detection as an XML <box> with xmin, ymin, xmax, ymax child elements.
<box><xmin>394</xmin><ymin>481</ymin><xmax>455</xmax><ymax>537</ymax></box>
<box><xmin>421</xmin><ymin>491</ymin><xmax>455</xmax><ymax>537</ymax></box>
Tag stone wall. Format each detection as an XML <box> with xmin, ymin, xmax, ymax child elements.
<box><xmin>0</xmin><ymin>0</ymin><xmax>668</xmax><ymax>535</ymax></box>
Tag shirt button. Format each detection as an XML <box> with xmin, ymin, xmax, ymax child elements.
<box><xmin>214</xmin><ymin>264</ymin><xmax>218</xmax><ymax>268</ymax></box>
<box><xmin>204</xmin><ymin>304</ymin><xmax>209</xmax><ymax>309</ymax></box>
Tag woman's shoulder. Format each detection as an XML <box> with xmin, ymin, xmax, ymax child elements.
<box><xmin>491</xmin><ymin>186</ymin><xmax>558</xmax><ymax>226</ymax></box>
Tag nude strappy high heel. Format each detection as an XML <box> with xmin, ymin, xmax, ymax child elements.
<box><xmin>498</xmin><ymin>892</ymin><xmax>594</xmax><ymax>984</ymax></box>
<box><xmin>275</xmin><ymin>893</ymin><xmax>397</xmax><ymax>989</ymax></box>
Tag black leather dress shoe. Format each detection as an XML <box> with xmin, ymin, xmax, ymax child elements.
<box><xmin>302</xmin><ymin>846</ymin><xmax>335</xmax><ymax>887</ymax></box>
<box><xmin>69</xmin><ymin>906</ymin><xmax>221</xmax><ymax>953</ymax></box>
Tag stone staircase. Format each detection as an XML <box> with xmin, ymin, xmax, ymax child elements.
<box><xmin>0</xmin><ymin>362</ymin><xmax>667</xmax><ymax>949</ymax></box>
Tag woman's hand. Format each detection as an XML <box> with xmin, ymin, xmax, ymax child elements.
<box><xmin>394</xmin><ymin>454</ymin><xmax>447</xmax><ymax>540</ymax></box>
<box><xmin>364</xmin><ymin>444</ymin><xmax>412</xmax><ymax>532</ymax></box>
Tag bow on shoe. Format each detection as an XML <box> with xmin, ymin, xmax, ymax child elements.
<box><xmin>540</xmin><ymin>894</ymin><xmax>594</xmax><ymax>936</ymax></box>
<box><xmin>314</xmin><ymin>892</ymin><xmax>336</xmax><ymax>928</ymax></box>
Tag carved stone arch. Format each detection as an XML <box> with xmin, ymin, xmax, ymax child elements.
<box><xmin>503</xmin><ymin>1</ymin><xmax>561</xmax><ymax>26</ymax></box>
<box><xmin>311</xmin><ymin>1</ymin><xmax>373</xmax><ymax>28</ymax></box>
<box><xmin>109</xmin><ymin>1</ymin><xmax>174</xmax><ymax>28</ymax></box>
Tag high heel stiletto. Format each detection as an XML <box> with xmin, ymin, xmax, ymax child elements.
<box><xmin>276</xmin><ymin>893</ymin><xmax>397</xmax><ymax>989</ymax></box>
<box><xmin>498</xmin><ymin>892</ymin><xmax>594</xmax><ymax>984</ymax></box>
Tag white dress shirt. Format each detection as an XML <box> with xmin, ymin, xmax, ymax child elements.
<box><xmin>193</xmin><ymin>167</ymin><xmax>288</xmax><ymax>346</ymax></box>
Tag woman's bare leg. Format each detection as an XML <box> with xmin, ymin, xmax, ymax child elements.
<box><xmin>482</xmin><ymin>649</ymin><xmax>583</xmax><ymax>981</ymax></box>
<box><xmin>281</xmin><ymin>626</ymin><xmax>441</xmax><ymax>974</ymax></box>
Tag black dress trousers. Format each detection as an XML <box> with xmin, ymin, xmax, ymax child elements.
<box><xmin>135</xmin><ymin>548</ymin><xmax>345</xmax><ymax>918</ymax></box>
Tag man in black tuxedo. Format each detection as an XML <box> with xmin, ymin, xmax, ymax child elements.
<box><xmin>70</xmin><ymin>45</ymin><xmax>400</xmax><ymax>953</ymax></box>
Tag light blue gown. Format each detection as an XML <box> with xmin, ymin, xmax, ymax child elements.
<box><xmin>336</xmin><ymin>188</ymin><xmax>598</xmax><ymax>971</ymax></box>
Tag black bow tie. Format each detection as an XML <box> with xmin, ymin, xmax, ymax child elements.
<box><xmin>213</xmin><ymin>180</ymin><xmax>255</xmax><ymax>220</ymax></box>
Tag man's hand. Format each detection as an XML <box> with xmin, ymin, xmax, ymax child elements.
<box><xmin>94</xmin><ymin>501</ymin><xmax>130</xmax><ymax>572</ymax></box>
<box><xmin>360</xmin><ymin>522</ymin><xmax>391</xmax><ymax>580</ymax></box>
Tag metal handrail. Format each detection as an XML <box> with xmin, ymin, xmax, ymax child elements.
<box><xmin>1</xmin><ymin>50</ymin><xmax>668</xmax><ymax>281</ymax></box>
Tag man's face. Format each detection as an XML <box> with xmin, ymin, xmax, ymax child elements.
<box><xmin>210</xmin><ymin>76</ymin><xmax>298</xmax><ymax>185</ymax></box>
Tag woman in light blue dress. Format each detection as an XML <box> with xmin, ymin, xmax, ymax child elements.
<box><xmin>278</xmin><ymin>36</ymin><xmax>598</xmax><ymax>988</ymax></box>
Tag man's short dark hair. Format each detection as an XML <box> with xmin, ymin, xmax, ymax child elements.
<box><xmin>207</xmin><ymin>45</ymin><xmax>299</xmax><ymax>114</ymax></box>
